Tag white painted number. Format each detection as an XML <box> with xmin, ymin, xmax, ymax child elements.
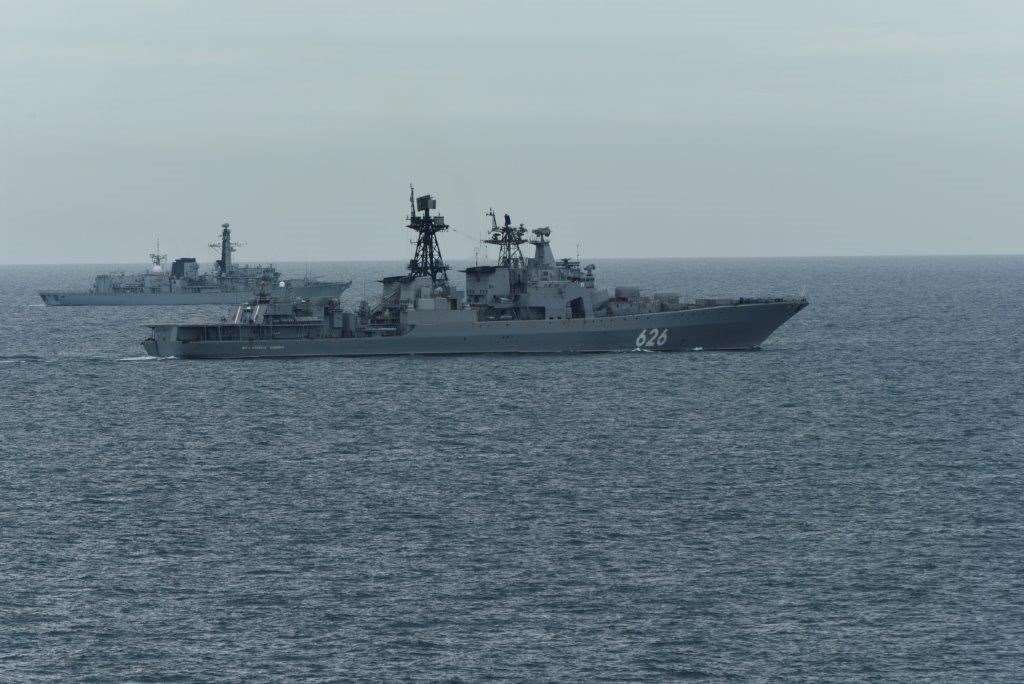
<box><xmin>635</xmin><ymin>328</ymin><xmax>670</xmax><ymax>348</ymax></box>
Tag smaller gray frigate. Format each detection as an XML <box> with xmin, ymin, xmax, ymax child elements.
<box><xmin>142</xmin><ymin>190</ymin><xmax>807</xmax><ymax>358</ymax></box>
<box><xmin>39</xmin><ymin>223</ymin><xmax>351</xmax><ymax>306</ymax></box>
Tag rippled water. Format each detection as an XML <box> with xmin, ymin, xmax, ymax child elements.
<box><xmin>2</xmin><ymin>257</ymin><xmax>1022</xmax><ymax>681</ymax></box>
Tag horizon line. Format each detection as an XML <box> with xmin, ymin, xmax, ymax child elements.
<box><xmin>2</xmin><ymin>252</ymin><xmax>1023</xmax><ymax>267</ymax></box>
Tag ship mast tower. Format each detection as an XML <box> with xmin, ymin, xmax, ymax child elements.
<box><xmin>210</xmin><ymin>222</ymin><xmax>243</xmax><ymax>275</ymax></box>
<box><xmin>148</xmin><ymin>239</ymin><xmax>167</xmax><ymax>273</ymax></box>
<box><xmin>406</xmin><ymin>186</ymin><xmax>450</xmax><ymax>287</ymax></box>
<box><xmin>484</xmin><ymin>209</ymin><xmax>527</xmax><ymax>268</ymax></box>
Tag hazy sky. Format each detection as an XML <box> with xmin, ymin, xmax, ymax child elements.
<box><xmin>2</xmin><ymin>1</ymin><xmax>1022</xmax><ymax>264</ymax></box>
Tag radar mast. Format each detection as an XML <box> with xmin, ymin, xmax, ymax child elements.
<box><xmin>148</xmin><ymin>239</ymin><xmax>167</xmax><ymax>272</ymax></box>
<box><xmin>406</xmin><ymin>186</ymin><xmax>450</xmax><ymax>286</ymax></box>
<box><xmin>209</xmin><ymin>222</ymin><xmax>242</xmax><ymax>275</ymax></box>
<box><xmin>484</xmin><ymin>209</ymin><xmax>527</xmax><ymax>268</ymax></box>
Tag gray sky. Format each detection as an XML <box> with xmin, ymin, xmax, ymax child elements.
<box><xmin>2</xmin><ymin>1</ymin><xmax>1022</xmax><ymax>264</ymax></box>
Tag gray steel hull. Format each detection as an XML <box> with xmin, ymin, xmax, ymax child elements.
<box><xmin>143</xmin><ymin>300</ymin><xmax>807</xmax><ymax>358</ymax></box>
<box><xmin>41</xmin><ymin>291</ymin><xmax>253</xmax><ymax>306</ymax></box>
<box><xmin>39</xmin><ymin>283</ymin><xmax>348</xmax><ymax>306</ymax></box>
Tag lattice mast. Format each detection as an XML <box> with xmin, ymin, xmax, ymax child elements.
<box><xmin>484</xmin><ymin>209</ymin><xmax>527</xmax><ymax>268</ymax></box>
<box><xmin>406</xmin><ymin>186</ymin><xmax>449</xmax><ymax>286</ymax></box>
<box><xmin>148</xmin><ymin>239</ymin><xmax>167</xmax><ymax>271</ymax></box>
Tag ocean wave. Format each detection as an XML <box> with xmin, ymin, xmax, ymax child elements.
<box><xmin>0</xmin><ymin>354</ymin><xmax>44</xmax><ymax>364</ymax></box>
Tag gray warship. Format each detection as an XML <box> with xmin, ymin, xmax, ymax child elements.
<box><xmin>143</xmin><ymin>191</ymin><xmax>807</xmax><ymax>358</ymax></box>
<box><xmin>39</xmin><ymin>223</ymin><xmax>351</xmax><ymax>306</ymax></box>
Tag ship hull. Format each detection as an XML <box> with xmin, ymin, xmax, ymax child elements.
<box><xmin>39</xmin><ymin>283</ymin><xmax>349</xmax><ymax>306</ymax></box>
<box><xmin>41</xmin><ymin>291</ymin><xmax>253</xmax><ymax>306</ymax></box>
<box><xmin>142</xmin><ymin>300</ymin><xmax>807</xmax><ymax>358</ymax></box>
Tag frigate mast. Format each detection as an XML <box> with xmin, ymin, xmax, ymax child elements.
<box><xmin>210</xmin><ymin>222</ymin><xmax>242</xmax><ymax>275</ymax></box>
<box><xmin>484</xmin><ymin>209</ymin><xmax>527</xmax><ymax>268</ymax></box>
<box><xmin>148</xmin><ymin>239</ymin><xmax>167</xmax><ymax>271</ymax></box>
<box><xmin>406</xmin><ymin>186</ymin><xmax>450</xmax><ymax>286</ymax></box>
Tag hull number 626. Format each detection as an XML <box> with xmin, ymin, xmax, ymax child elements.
<box><xmin>635</xmin><ymin>328</ymin><xmax>669</xmax><ymax>348</ymax></box>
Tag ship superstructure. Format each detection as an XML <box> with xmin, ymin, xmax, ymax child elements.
<box><xmin>39</xmin><ymin>223</ymin><xmax>350</xmax><ymax>306</ymax></box>
<box><xmin>142</xmin><ymin>190</ymin><xmax>807</xmax><ymax>358</ymax></box>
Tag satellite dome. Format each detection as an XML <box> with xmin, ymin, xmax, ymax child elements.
<box><xmin>150</xmin><ymin>265</ymin><xmax>163</xmax><ymax>274</ymax></box>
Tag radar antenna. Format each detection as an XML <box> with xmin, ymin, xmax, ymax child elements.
<box><xmin>484</xmin><ymin>208</ymin><xmax>527</xmax><ymax>268</ymax></box>
<box><xmin>406</xmin><ymin>185</ymin><xmax>450</xmax><ymax>286</ymax></box>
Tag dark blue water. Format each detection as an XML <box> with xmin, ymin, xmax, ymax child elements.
<box><xmin>2</xmin><ymin>257</ymin><xmax>1022</xmax><ymax>681</ymax></box>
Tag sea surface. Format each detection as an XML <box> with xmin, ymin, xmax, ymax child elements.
<box><xmin>1</xmin><ymin>257</ymin><xmax>1022</xmax><ymax>681</ymax></box>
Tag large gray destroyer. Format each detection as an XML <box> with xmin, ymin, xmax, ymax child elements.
<box><xmin>40</xmin><ymin>223</ymin><xmax>351</xmax><ymax>306</ymax></box>
<box><xmin>143</xmin><ymin>191</ymin><xmax>807</xmax><ymax>358</ymax></box>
